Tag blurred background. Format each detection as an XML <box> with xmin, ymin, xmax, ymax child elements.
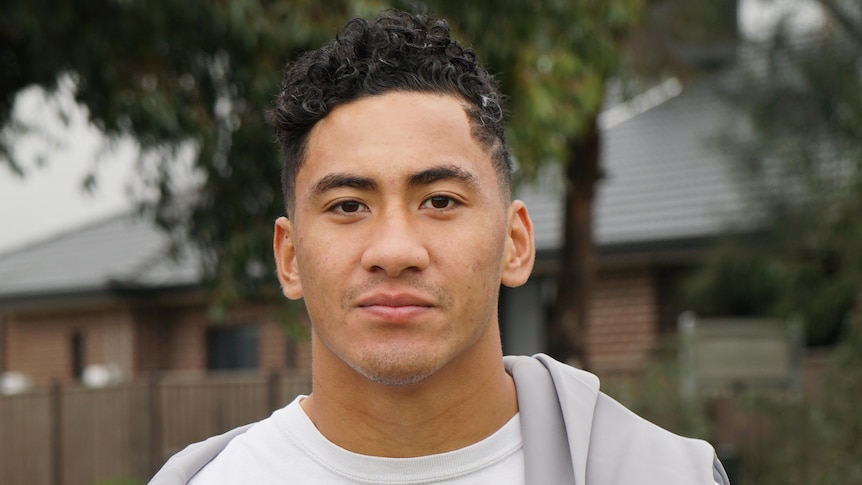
<box><xmin>0</xmin><ymin>1</ymin><xmax>860</xmax><ymax>484</ymax></box>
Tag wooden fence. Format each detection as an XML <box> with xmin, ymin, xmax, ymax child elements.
<box><xmin>0</xmin><ymin>371</ymin><xmax>312</xmax><ymax>485</ymax></box>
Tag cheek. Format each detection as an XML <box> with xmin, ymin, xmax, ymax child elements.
<box><xmin>450</xmin><ymin>235</ymin><xmax>506</xmax><ymax>295</ymax></box>
<box><xmin>296</xmin><ymin>227</ymin><xmax>342</xmax><ymax>269</ymax></box>
<box><xmin>294</xmin><ymin>239</ymin><xmax>338</xmax><ymax>296</ymax></box>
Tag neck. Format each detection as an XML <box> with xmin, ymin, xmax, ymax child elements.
<box><xmin>302</xmin><ymin>331</ymin><xmax>518</xmax><ymax>457</ymax></box>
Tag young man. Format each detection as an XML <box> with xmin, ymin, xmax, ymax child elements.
<box><xmin>151</xmin><ymin>10</ymin><xmax>729</xmax><ymax>485</ymax></box>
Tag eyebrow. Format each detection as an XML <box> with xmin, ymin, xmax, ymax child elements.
<box><xmin>407</xmin><ymin>165</ymin><xmax>478</xmax><ymax>189</ymax></box>
<box><xmin>309</xmin><ymin>164</ymin><xmax>478</xmax><ymax>198</ymax></box>
<box><xmin>310</xmin><ymin>173</ymin><xmax>377</xmax><ymax>198</ymax></box>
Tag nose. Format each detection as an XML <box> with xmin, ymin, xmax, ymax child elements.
<box><xmin>360</xmin><ymin>210</ymin><xmax>430</xmax><ymax>277</ymax></box>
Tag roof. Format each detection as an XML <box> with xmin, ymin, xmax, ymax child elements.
<box><xmin>0</xmin><ymin>74</ymin><xmax>755</xmax><ymax>301</ymax></box>
<box><xmin>521</xmin><ymin>74</ymin><xmax>755</xmax><ymax>254</ymax></box>
<box><xmin>0</xmin><ymin>211</ymin><xmax>200</xmax><ymax>302</ymax></box>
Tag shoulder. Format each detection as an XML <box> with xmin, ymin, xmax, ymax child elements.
<box><xmin>506</xmin><ymin>354</ymin><xmax>729</xmax><ymax>485</ymax></box>
<box><xmin>149</xmin><ymin>397</ymin><xmax>305</xmax><ymax>485</ymax></box>
<box><xmin>589</xmin><ymin>392</ymin><xmax>729</xmax><ymax>484</ymax></box>
<box><xmin>148</xmin><ymin>423</ymin><xmax>255</xmax><ymax>485</ymax></box>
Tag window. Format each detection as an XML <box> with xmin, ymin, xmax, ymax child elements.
<box><xmin>71</xmin><ymin>332</ymin><xmax>86</xmax><ymax>379</ymax></box>
<box><xmin>206</xmin><ymin>325</ymin><xmax>259</xmax><ymax>370</ymax></box>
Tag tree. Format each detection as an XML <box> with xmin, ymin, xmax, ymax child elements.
<box><xmin>1</xmin><ymin>0</ymin><xmax>379</xmax><ymax>307</ymax></box>
<box><xmin>419</xmin><ymin>0</ymin><xmax>643</xmax><ymax>367</ymax></box>
<box><xmin>682</xmin><ymin>0</ymin><xmax>862</xmax><ymax>346</ymax></box>
<box><xmin>1</xmin><ymin>1</ymin><xmax>643</xmax><ymax>365</ymax></box>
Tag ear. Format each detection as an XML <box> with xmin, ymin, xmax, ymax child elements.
<box><xmin>501</xmin><ymin>200</ymin><xmax>536</xmax><ymax>288</ymax></box>
<box><xmin>273</xmin><ymin>216</ymin><xmax>303</xmax><ymax>300</ymax></box>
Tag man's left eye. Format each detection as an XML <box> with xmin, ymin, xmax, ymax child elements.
<box><xmin>421</xmin><ymin>196</ymin><xmax>456</xmax><ymax>210</ymax></box>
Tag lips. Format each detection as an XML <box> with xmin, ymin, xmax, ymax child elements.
<box><xmin>355</xmin><ymin>292</ymin><xmax>435</xmax><ymax>323</ymax></box>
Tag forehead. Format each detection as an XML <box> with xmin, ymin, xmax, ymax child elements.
<box><xmin>298</xmin><ymin>92</ymin><xmax>498</xmax><ymax>192</ymax></box>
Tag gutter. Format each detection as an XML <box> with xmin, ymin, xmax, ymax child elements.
<box><xmin>0</xmin><ymin>282</ymin><xmax>203</xmax><ymax>314</ymax></box>
<box><xmin>0</xmin><ymin>313</ymin><xmax>6</xmax><ymax>373</ymax></box>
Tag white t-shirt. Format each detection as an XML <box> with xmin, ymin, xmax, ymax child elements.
<box><xmin>189</xmin><ymin>396</ymin><xmax>525</xmax><ymax>484</ymax></box>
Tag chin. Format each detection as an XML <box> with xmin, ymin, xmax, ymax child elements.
<box><xmin>348</xmin><ymin>349</ymin><xmax>447</xmax><ymax>387</ymax></box>
<box><xmin>357</xmin><ymin>368</ymin><xmax>433</xmax><ymax>386</ymax></box>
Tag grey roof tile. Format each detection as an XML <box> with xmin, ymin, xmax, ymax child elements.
<box><xmin>0</xmin><ymin>211</ymin><xmax>200</xmax><ymax>299</ymax></box>
<box><xmin>519</xmin><ymin>75</ymin><xmax>755</xmax><ymax>252</ymax></box>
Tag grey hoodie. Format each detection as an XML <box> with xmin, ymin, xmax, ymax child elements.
<box><xmin>150</xmin><ymin>354</ymin><xmax>729</xmax><ymax>484</ymax></box>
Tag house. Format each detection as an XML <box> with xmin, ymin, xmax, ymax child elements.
<box><xmin>0</xmin><ymin>213</ymin><xmax>311</xmax><ymax>386</ymax></box>
<box><xmin>0</xmin><ymin>74</ymin><xmax>751</xmax><ymax>386</ymax></box>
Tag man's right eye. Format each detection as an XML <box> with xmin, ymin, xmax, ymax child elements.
<box><xmin>330</xmin><ymin>200</ymin><xmax>367</xmax><ymax>214</ymax></box>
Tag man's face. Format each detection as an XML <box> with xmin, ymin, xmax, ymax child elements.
<box><xmin>274</xmin><ymin>91</ymin><xmax>533</xmax><ymax>386</ymax></box>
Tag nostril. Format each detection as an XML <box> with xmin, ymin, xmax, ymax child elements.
<box><xmin>359</xmin><ymin>215</ymin><xmax>431</xmax><ymax>276</ymax></box>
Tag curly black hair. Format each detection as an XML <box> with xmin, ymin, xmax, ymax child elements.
<box><xmin>270</xmin><ymin>10</ymin><xmax>511</xmax><ymax>215</ymax></box>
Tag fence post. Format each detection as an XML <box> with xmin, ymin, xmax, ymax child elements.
<box><xmin>148</xmin><ymin>373</ymin><xmax>163</xmax><ymax>477</ymax></box>
<box><xmin>50</xmin><ymin>380</ymin><xmax>63</xmax><ymax>485</ymax></box>
<box><xmin>268</xmin><ymin>370</ymin><xmax>281</xmax><ymax>412</ymax></box>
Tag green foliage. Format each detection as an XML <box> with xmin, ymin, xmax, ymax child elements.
<box><xmin>419</xmin><ymin>0</ymin><xmax>643</xmax><ymax>175</ymax></box>
<box><xmin>682</xmin><ymin>221</ymin><xmax>859</xmax><ymax>345</ymax></box>
<box><xmin>681</xmin><ymin>1</ymin><xmax>862</xmax><ymax>346</ymax></box>
<box><xmin>614</xmin><ymin>0</ymin><xmax>738</xmax><ymax>101</ymax></box>
<box><xmin>605</xmin><ymin>344</ymin><xmax>713</xmax><ymax>441</ymax></box>
<box><xmin>736</xmin><ymin>317</ymin><xmax>862</xmax><ymax>485</ymax></box>
<box><xmin>609</xmin><ymin>320</ymin><xmax>862</xmax><ymax>485</ymax></box>
<box><xmin>1</xmin><ymin>0</ymin><xmax>375</xmax><ymax>306</ymax></box>
<box><xmin>680</xmin><ymin>237</ymin><xmax>783</xmax><ymax>318</ymax></box>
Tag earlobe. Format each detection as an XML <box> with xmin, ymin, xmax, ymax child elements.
<box><xmin>273</xmin><ymin>216</ymin><xmax>304</xmax><ymax>300</ymax></box>
<box><xmin>501</xmin><ymin>201</ymin><xmax>536</xmax><ymax>288</ymax></box>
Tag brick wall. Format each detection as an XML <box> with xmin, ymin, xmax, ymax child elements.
<box><xmin>4</xmin><ymin>307</ymin><xmax>135</xmax><ymax>385</ymax></box>
<box><xmin>2</xmin><ymin>299</ymin><xmax>313</xmax><ymax>385</ymax></box>
<box><xmin>164</xmin><ymin>306</ymin><xmax>207</xmax><ymax>372</ymax></box>
<box><xmin>141</xmin><ymin>302</ymin><xmax>311</xmax><ymax>374</ymax></box>
<box><xmin>588</xmin><ymin>267</ymin><xmax>660</xmax><ymax>376</ymax></box>
<box><xmin>134</xmin><ymin>308</ymin><xmax>172</xmax><ymax>374</ymax></box>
